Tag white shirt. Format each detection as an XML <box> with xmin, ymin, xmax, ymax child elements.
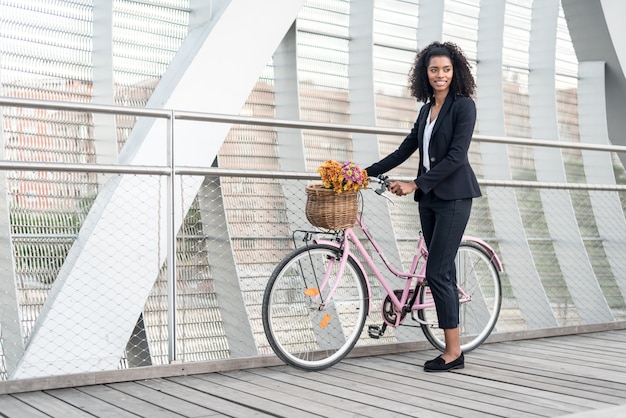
<box><xmin>423</xmin><ymin>107</ymin><xmax>437</xmax><ymax>172</ymax></box>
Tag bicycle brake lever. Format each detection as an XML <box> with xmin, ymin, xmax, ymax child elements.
<box><xmin>373</xmin><ymin>175</ymin><xmax>394</xmax><ymax>204</ymax></box>
<box><xmin>374</xmin><ymin>175</ymin><xmax>389</xmax><ymax>195</ymax></box>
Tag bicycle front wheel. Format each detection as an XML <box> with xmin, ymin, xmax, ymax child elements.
<box><xmin>262</xmin><ymin>244</ymin><xmax>369</xmax><ymax>371</ymax></box>
<box><xmin>419</xmin><ymin>241</ymin><xmax>502</xmax><ymax>353</ymax></box>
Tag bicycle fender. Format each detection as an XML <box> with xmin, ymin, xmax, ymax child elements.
<box><xmin>314</xmin><ymin>239</ymin><xmax>373</xmax><ymax>315</ymax></box>
<box><xmin>462</xmin><ymin>235</ymin><xmax>503</xmax><ymax>272</ymax></box>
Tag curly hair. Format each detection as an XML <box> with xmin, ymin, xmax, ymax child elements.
<box><xmin>408</xmin><ymin>41</ymin><xmax>475</xmax><ymax>102</ymax></box>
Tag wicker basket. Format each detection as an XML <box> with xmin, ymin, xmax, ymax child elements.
<box><xmin>305</xmin><ymin>183</ymin><xmax>358</xmax><ymax>230</ymax></box>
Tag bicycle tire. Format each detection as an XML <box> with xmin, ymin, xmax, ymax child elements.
<box><xmin>262</xmin><ymin>244</ymin><xmax>369</xmax><ymax>371</ymax></box>
<box><xmin>418</xmin><ymin>241</ymin><xmax>502</xmax><ymax>353</ymax></box>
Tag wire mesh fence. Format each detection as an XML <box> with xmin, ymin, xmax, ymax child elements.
<box><xmin>0</xmin><ymin>97</ymin><xmax>625</xmax><ymax>387</ymax></box>
<box><xmin>2</xmin><ymin>169</ymin><xmax>626</xmax><ymax>383</ymax></box>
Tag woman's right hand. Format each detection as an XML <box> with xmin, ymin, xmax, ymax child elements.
<box><xmin>388</xmin><ymin>180</ymin><xmax>418</xmax><ymax>196</ymax></box>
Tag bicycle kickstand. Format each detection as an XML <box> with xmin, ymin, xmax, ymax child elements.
<box><xmin>367</xmin><ymin>323</ymin><xmax>387</xmax><ymax>339</ymax></box>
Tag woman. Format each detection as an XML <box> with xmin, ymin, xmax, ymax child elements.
<box><xmin>365</xmin><ymin>41</ymin><xmax>480</xmax><ymax>372</ymax></box>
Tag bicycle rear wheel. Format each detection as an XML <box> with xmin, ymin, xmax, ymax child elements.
<box><xmin>262</xmin><ymin>244</ymin><xmax>369</xmax><ymax>371</ymax></box>
<box><xmin>418</xmin><ymin>241</ymin><xmax>502</xmax><ymax>353</ymax></box>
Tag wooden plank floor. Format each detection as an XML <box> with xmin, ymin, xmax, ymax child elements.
<box><xmin>0</xmin><ymin>329</ymin><xmax>624</xmax><ymax>417</ymax></box>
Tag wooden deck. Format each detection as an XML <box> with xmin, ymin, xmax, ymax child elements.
<box><xmin>0</xmin><ymin>329</ymin><xmax>625</xmax><ymax>417</ymax></box>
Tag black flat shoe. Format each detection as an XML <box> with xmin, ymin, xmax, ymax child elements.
<box><xmin>424</xmin><ymin>355</ymin><xmax>442</xmax><ymax>367</ymax></box>
<box><xmin>424</xmin><ymin>353</ymin><xmax>464</xmax><ymax>372</ymax></box>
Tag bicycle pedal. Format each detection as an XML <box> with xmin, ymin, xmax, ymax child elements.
<box><xmin>367</xmin><ymin>324</ymin><xmax>386</xmax><ymax>339</ymax></box>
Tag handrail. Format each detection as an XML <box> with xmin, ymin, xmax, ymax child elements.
<box><xmin>0</xmin><ymin>160</ymin><xmax>625</xmax><ymax>192</ymax></box>
<box><xmin>2</xmin><ymin>95</ymin><xmax>626</xmax><ymax>154</ymax></box>
<box><xmin>476</xmin><ymin>134</ymin><xmax>626</xmax><ymax>153</ymax></box>
<box><xmin>0</xmin><ymin>96</ymin><xmax>171</xmax><ymax>118</ymax></box>
<box><xmin>0</xmin><ymin>160</ymin><xmax>169</xmax><ymax>175</ymax></box>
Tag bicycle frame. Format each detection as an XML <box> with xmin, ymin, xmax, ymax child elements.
<box><xmin>312</xmin><ymin>213</ymin><xmax>503</xmax><ymax>328</ymax></box>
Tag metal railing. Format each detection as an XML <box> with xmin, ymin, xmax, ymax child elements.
<box><xmin>3</xmin><ymin>95</ymin><xmax>626</xmax><ymax>181</ymax></box>
<box><xmin>1</xmin><ymin>95</ymin><xmax>626</xmax><ymax>392</ymax></box>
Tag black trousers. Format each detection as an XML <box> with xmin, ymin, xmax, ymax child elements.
<box><xmin>418</xmin><ymin>193</ymin><xmax>473</xmax><ymax>329</ymax></box>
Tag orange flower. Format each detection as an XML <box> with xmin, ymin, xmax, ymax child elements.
<box><xmin>317</xmin><ymin>160</ymin><xmax>369</xmax><ymax>194</ymax></box>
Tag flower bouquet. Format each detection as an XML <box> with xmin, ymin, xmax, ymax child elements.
<box><xmin>317</xmin><ymin>160</ymin><xmax>369</xmax><ymax>193</ymax></box>
<box><xmin>305</xmin><ymin>160</ymin><xmax>369</xmax><ymax>229</ymax></box>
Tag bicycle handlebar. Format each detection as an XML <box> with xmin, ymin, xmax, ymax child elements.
<box><xmin>370</xmin><ymin>175</ymin><xmax>391</xmax><ymax>195</ymax></box>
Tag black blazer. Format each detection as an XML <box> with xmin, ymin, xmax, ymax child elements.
<box><xmin>365</xmin><ymin>93</ymin><xmax>481</xmax><ymax>202</ymax></box>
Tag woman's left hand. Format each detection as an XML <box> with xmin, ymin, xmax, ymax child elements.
<box><xmin>388</xmin><ymin>180</ymin><xmax>418</xmax><ymax>196</ymax></box>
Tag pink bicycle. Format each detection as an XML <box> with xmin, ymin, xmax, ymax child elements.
<box><xmin>262</xmin><ymin>176</ymin><xmax>503</xmax><ymax>371</ymax></box>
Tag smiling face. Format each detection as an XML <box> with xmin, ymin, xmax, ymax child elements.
<box><xmin>427</xmin><ymin>55</ymin><xmax>453</xmax><ymax>96</ymax></box>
